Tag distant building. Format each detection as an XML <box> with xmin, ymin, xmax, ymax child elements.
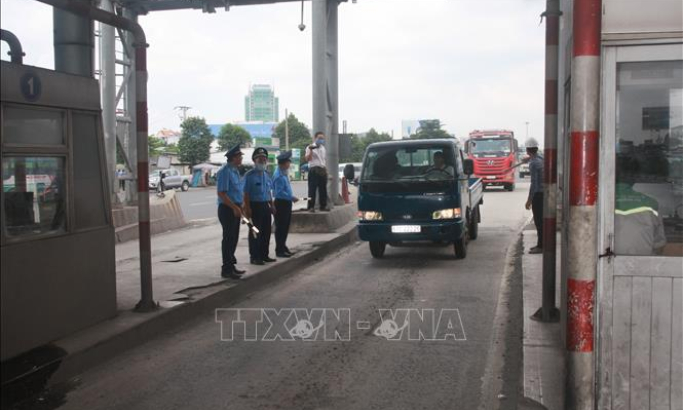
<box><xmin>208</xmin><ymin>121</ymin><xmax>280</xmax><ymax>151</ymax></box>
<box><xmin>245</xmin><ymin>84</ymin><xmax>279</xmax><ymax>122</ymax></box>
<box><xmin>155</xmin><ymin>128</ymin><xmax>181</xmax><ymax>145</ymax></box>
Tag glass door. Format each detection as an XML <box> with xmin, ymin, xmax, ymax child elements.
<box><xmin>598</xmin><ymin>43</ymin><xmax>683</xmax><ymax>410</ymax></box>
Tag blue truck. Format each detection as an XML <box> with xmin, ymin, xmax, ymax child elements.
<box><xmin>345</xmin><ymin>139</ymin><xmax>484</xmax><ymax>259</ymax></box>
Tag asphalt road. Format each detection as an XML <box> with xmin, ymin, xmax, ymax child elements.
<box><xmin>55</xmin><ymin>182</ymin><xmax>532</xmax><ymax>410</ymax></box>
<box><xmin>175</xmin><ymin>181</ymin><xmax>311</xmax><ymax>221</ymax></box>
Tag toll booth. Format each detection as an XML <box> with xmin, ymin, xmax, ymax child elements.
<box><xmin>557</xmin><ymin>0</ymin><xmax>683</xmax><ymax>407</ymax></box>
<box><xmin>1</xmin><ymin>61</ymin><xmax>116</xmax><ymax>361</ymax></box>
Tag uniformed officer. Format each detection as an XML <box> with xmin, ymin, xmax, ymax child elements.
<box><xmin>272</xmin><ymin>151</ymin><xmax>299</xmax><ymax>258</ymax></box>
<box><xmin>243</xmin><ymin>147</ymin><xmax>276</xmax><ymax>265</ymax></box>
<box><xmin>216</xmin><ymin>145</ymin><xmax>246</xmax><ymax>279</ymax></box>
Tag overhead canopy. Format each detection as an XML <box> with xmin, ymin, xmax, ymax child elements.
<box><xmin>122</xmin><ymin>0</ymin><xmax>346</xmax><ymax>13</ymax></box>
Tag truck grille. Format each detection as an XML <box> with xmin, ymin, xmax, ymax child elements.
<box><xmin>475</xmin><ymin>158</ymin><xmax>508</xmax><ymax>175</ymax></box>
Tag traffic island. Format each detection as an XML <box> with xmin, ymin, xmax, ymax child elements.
<box><xmin>112</xmin><ymin>190</ymin><xmax>187</xmax><ymax>242</ymax></box>
<box><xmin>289</xmin><ymin>202</ymin><xmax>357</xmax><ymax>233</ymax></box>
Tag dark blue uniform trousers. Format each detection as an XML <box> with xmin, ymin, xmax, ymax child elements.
<box><xmin>248</xmin><ymin>201</ymin><xmax>272</xmax><ymax>261</ymax></box>
<box><xmin>218</xmin><ymin>203</ymin><xmax>240</xmax><ymax>273</ymax></box>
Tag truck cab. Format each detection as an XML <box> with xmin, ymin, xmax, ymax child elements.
<box><xmin>353</xmin><ymin>139</ymin><xmax>483</xmax><ymax>259</ymax></box>
<box><xmin>465</xmin><ymin>130</ymin><xmax>518</xmax><ymax>191</ymax></box>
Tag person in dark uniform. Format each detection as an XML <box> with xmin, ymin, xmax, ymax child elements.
<box><xmin>272</xmin><ymin>151</ymin><xmax>299</xmax><ymax>258</ymax></box>
<box><xmin>216</xmin><ymin>145</ymin><xmax>246</xmax><ymax>279</ymax></box>
<box><xmin>524</xmin><ymin>143</ymin><xmax>544</xmax><ymax>254</ymax></box>
<box><xmin>243</xmin><ymin>147</ymin><xmax>276</xmax><ymax>265</ymax></box>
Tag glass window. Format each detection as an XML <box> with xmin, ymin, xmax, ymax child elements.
<box><xmin>2</xmin><ymin>156</ymin><xmax>66</xmax><ymax>237</ymax></box>
<box><xmin>72</xmin><ymin>113</ymin><xmax>107</xmax><ymax>230</ymax></box>
<box><xmin>3</xmin><ymin>106</ymin><xmax>65</xmax><ymax>146</ymax></box>
<box><xmin>362</xmin><ymin>145</ymin><xmax>456</xmax><ymax>182</ymax></box>
<box><xmin>467</xmin><ymin>138</ymin><xmax>514</xmax><ymax>157</ymax></box>
<box><xmin>615</xmin><ymin>60</ymin><xmax>683</xmax><ymax>257</ymax></box>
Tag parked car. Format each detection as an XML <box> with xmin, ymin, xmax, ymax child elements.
<box><xmin>149</xmin><ymin>168</ymin><xmax>192</xmax><ymax>192</ymax></box>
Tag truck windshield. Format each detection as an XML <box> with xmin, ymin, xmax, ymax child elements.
<box><xmin>469</xmin><ymin>139</ymin><xmax>512</xmax><ymax>156</ymax></box>
<box><xmin>362</xmin><ymin>145</ymin><xmax>456</xmax><ymax>182</ymax></box>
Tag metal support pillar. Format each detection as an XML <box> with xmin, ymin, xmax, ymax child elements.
<box><xmin>123</xmin><ymin>7</ymin><xmax>138</xmax><ymax>205</ymax></box>
<box><xmin>532</xmin><ymin>0</ymin><xmax>561</xmax><ymax>323</ymax></box>
<box><xmin>312</xmin><ymin>0</ymin><xmax>341</xmax><ymax>207</ymax></box>
<box><xmin>99</xmin><ymin>0</ymin><xmax>118</xmax><ymax>205</ymax></box>
<box><xmin>566</xmin><ymin>0</ymin><xmax>601</xmax><ymax>408</ymax></box>
<box><xmin>53</xmin><ymin>0</ymin><xmax>94</xmax><ymax>76</ymax></box>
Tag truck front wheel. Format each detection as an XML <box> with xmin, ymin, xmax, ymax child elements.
<box><xmin>454</xmin><ymin>236</ymin><xmax>467</xmax><ymax>259</ymax></box>
<box><xmin>468</xmin><ymin>206</ymin><xmax>479</xmax><ymax>240</ymax></box>
<box><xmin>369</xmin><ymin>241</ymin><xmax>386</xmax><ymax>258</ymax></box>
<box><xmin>181</xmin><ymin>181</ymin><xmax>190</xmax><ymax>192</ymax></box>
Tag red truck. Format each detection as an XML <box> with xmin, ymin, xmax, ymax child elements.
<box><xmin>464</xmin><ymin>130</ymin><xmax>518</xmax><ymax>191</ymax></box>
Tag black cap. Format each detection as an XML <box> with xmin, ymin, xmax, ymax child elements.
<box><xmin>225</xmin><ymin>144</ymin><xmax>243</xmax><ymax>159</ymax></box>
<box><xmin>277</xmin><ymin>150</ymin><xmax>293</xmax><ymax>164</ymax></box>
<box><xmin>252</xmin><ymin>147</ymin><xmax>268</xmax><ymax>160</ymax></box>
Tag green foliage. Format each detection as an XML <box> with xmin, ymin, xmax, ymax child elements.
<box><xmin>217</xmin><ymin>124</ymin><xmax>251</xmax><ymax>151</ymax></box>
<box><xmin>409</xmin><ymin>120</ymin><xmax>453</xmax><ymax>140</ymax></box>
<box><xmin>148</xmin><ymin>136</ymin><xmax>166</xmax><ymax>158</ymax></box>
<box><xmin>275</xmin><ymin>113</ymin><xmax>312</xmax><ymax>155</ymax></box>
<box><xmin>165</xmin><ymin>143</ymin><xmax>179</xmax><ymax>154</ymax></box>
<box><xmin>345</xmin><ymin>128</ymin><xmax>393</xmax><ymax>162</ymax></box>
<box><xmin>178</xmin><ymin>117</ymin><xmax>213</xmax><ymax>166</ymax></box>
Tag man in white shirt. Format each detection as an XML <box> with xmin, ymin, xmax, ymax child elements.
<box><xmin>305</xmin><ymin>132</ymin><xmax>328</xmax><ymax>212</ymax></box>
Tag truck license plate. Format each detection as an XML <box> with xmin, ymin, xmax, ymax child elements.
<box><xmin>486</xmin><ymin>176</ymin><xmax>496</xmax><ymax>179</ymax></box>
<box><xmin>392</xmin><ymin>225</ymin><xmax>421</xmax><ymax>233</ymax></box>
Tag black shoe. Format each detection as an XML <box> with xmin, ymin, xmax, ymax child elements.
<box><xmin>233</xmin><ymin>266</ymin><xmax>246</xmax><ymax>275</ymax></box>
<box><xmin>221</xmin><ymin>271</ymin><xmax>242</xmax><ymax>280</ymax></box>
<box><xmin>250</xmin><ymin>259</ymin><xmax>265</xmax><ymax>266</ymax></box>
<box><xmin>263</xmin><ymin>256</ymin><xmax>277</xmax><ymax>263</ymax></box>
<box><xmin>284</xmin><ymin>249</ymin><xmax>296</xmax><ymax>256</ymax></box>
<box><xmin>276</xmin><ymin>252</ymin><xmax>291</xmax><ymax>258</ymax></box>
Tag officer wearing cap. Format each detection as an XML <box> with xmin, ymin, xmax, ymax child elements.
<box><xmin>523</xmin><ymin>143</ymin><xmax>544</xmax><ymax>254</ymax></box>
<box><xmin>272</xmin><ymin>151</ymin><xmax>299</xmax><ymax>258</ymax></box>
<box><xmin>217</xmin><ymin>144</ymin><xmax>246</xmax><ymax>279</ymax></box>
<box><xmin>243</xmin><ymin>147</ymin><xmax>276</xmax><ymax>265</ymax></box>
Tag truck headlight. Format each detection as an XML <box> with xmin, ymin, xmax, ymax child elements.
<box><xmin>432</xmin><ymin>208</ymin><xmax>461</xmax><ymax>220</ymax></box>
<box><xmin>358</xmin><ymin>211</ymin><xmax>383</xmax><ymax>221</ymax></box>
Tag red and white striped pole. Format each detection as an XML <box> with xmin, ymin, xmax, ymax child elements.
<box><xmin>134</xmin><ymin>43</ymin><xmax>156</xmax><ymax>312</ymax></box>
<box><xmin>567</xmin><ymin>0</ymin><xmax>601</xmax><ymax>408</ymax></box>
<box><xmin>535</xmin><ymin>0</ymin><xmax>562</xmax><ymax>323</ymax></box>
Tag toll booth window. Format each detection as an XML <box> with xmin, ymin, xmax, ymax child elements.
<box><xmin>3</xmin><ymin>107</ymin><xmax>65</xmax><ymax>146</ymax></box>
<box><xmin>72</xmin><ymin>113</ymin><xmax>107</xmax><ymax>230</ymax></box>
<box><xmin>2</xmin><ymin>157</ymin><xmax>66</xmax><ymax>237</ymax></box>
<box><xmin>614</xmin><ymin>60</ymin><xmax>683</xmax><ymax>257</ymax></box>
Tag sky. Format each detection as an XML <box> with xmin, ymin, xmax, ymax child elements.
<box><xmin>1</xmin><ymin>0</ymin><xmax>546</xmax><ymax>142</ymax></box>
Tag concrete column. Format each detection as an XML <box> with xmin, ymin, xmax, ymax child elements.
<box><xmin>99</xmin><ymin>0</ymin><xmax>118</xmax><ymax>205</ymax></box>
<box><xmin>312</xmin><ymin>0</ymin><xmax>341</xmax><ymax>208</ymax></box>
<box><xmin>566</xmin><ymin>0</ymin><xmax>601</xmax><ymax>408</ymax></box>
<box><xmin>53</xmin><ymin>0</ymin><xmax>94</xmax><ymax>76</ymax></box>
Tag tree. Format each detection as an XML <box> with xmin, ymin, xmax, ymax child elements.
<box><xmin>217</xmin><ymin>124</ymin><xmax>251</xmax><ymax>151</ymax></box>
<box><xmin>345</xmin><ymin>129</ymin><xmax>393</xmax><ymax>162</ymax></box>
<box><xmin>148</xmin><ymin>136</ymin><xmax>166</xmax><ymax>158</ymax></box>
<box><xmin>409</xmin><ymin>120</ymin><xmax>453</xmax><ymax>140</ymax></box>
<box><xmin>178</xmin><ymin>117</ymin><xmax>213</xmax><ymax>166</ymax></box>
<box><xmin>275</xmin><ymin>113</ymin><xmax>312</xmax><ymax>154</ymax></box>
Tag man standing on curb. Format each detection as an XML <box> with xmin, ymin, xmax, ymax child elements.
<box><xmin>524</xmin><ymin>143</ymin><xmax>544</xmax><ymax>254</ymax></box>
<box><xmin>216</xmin><ymin>145</ymin><xmax>246</xmax><ymax>280</ymax></box>
<box><xmin>305</xmin><ymin>132</ymin><xmax>328</xmax><ymax>212</ymax></box>
<box><xmin>244</xmin><ymin>147</ymin><xmax>276</xmax><ymax>266</ymax></box>
<box><xmin>272</xmin><ymin>151</ymin><xmax>299</xmax><ymax>258</ymax></box>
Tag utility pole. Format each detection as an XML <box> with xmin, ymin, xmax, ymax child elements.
<box><xmin>525</xmin><ymin>121</ymin><xmax>530</xmax><ymax>142</ymax></box>
<box><xmin>175</xmin><ymin>106</ymin><xmax>191</xmax><ymax>121</ymax></box>
<box><xmin>285</xmin><ymin>108</ymin><xmax>290</xmax><ymax>151</ymax></box>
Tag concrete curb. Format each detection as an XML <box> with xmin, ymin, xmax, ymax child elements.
<box><xmin>47</xmin><ymin>222</ymin><xmax>359</xmax><ymax>387</ymax></box>
<box><xmin>112</xmin><ymin>190</ymin><xmax>187</xmax><ymax>243</ymax></box>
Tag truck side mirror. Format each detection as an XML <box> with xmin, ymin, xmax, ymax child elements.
<box><xmin>343</xmin><ymin>163</ymin><xmax>355</xmax><ymax>181</ymax></box>
<box><xmin>463</xmin><ymin>159</ymin><xmax>474</xmax><ymax>176</ymax></box>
